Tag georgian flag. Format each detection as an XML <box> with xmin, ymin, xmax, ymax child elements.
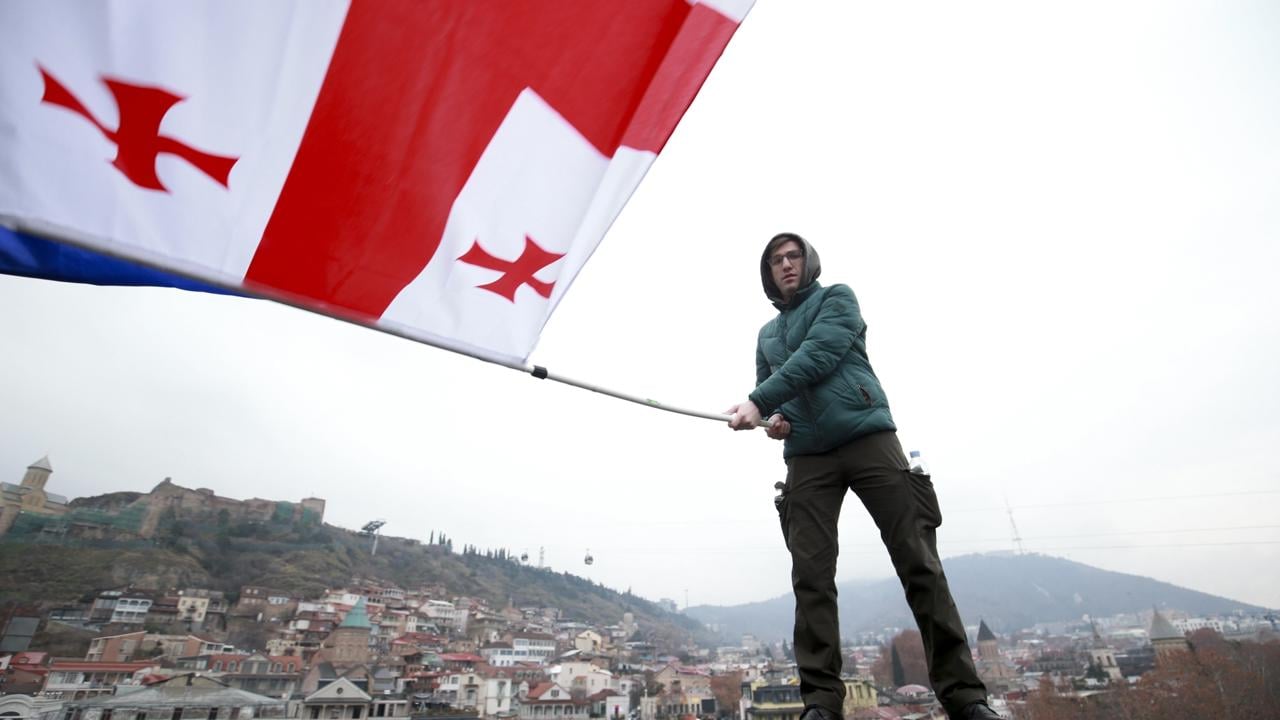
<box><xmin>0</xmin><ymin>0</ymin><xmax>752</xmax><ymax>364</ymax></box>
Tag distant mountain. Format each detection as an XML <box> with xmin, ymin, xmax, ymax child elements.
<box><xmin>685</xmin><ymin>552</ymin><xmax>1269</xmax><ymax>642</ymax></box>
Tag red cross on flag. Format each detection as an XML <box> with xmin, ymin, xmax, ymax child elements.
<box><xmin>0</xmin><ymin>0</ymin><xmax>753</xmax><ymax>364</ymax></box>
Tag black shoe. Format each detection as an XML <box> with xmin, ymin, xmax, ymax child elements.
<box><xmin>799</xmin><ymin>705</ymin><xmax>841</xmax><ymax>720</ymax></box>
<box><xmin>955</xmin><ymin>700</ymin><xmax>1001</xmax><ymax>719</ymax></box>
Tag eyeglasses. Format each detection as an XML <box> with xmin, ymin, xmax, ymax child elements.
<box><xmin>768</xmin><ymin>250</ymin><xmax>804</xmax><ymax>267</ymax></box>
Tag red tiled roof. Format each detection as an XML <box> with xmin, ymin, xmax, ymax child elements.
<box><xmin>440</xmin><ymin>653</ymin><xmax>483</xmax><ymax>662</ymax></box>
<box><xmin>523</xmin><ymin>684</ymin><xmax>588</xmax><ymax>705</ymax></box>
<box><xmin>527</xmin><ymin>682</ymin><xmax>557</xmax><ymax>698</ymax></box>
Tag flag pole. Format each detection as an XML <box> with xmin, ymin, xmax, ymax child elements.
<box><xmin>527</xmin><ymin>364</ymin><xmax>733</xmax><ymax>423</ymax></box>
<box><xmin>5</xmin><ymin>217</ymin><xmax>745</xmax><ymax>426</ymax></box>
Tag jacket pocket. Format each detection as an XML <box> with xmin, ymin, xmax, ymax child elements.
<box><xmin>830</xmin><ymin>370</ymin><xmax>871</xmax><ymax>409</ymax></box>
<box><xmin>907</xmin><ymin>470</ymin><xmax>942</xmax><ymax>530</ymax></box>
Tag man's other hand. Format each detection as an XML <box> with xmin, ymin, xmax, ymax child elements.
<box><xmin>726</xmin><ymin>400</ymin><xmax>763</xmax><ymax>430</ymax></box>
<box><xmin>766</xmin><ymin>414</ymin><xmax>791</xmax><ymax>440</ymax></box>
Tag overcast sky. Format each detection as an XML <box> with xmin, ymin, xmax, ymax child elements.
<box><xmin>3</xmin><ymin>1</ymin><xmax>1278</xmax><ymax>614</ymax></box>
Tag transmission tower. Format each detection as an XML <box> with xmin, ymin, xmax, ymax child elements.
<box><xmin>1004</xmin><ymin>497</ymin><xmax>1025</xmax><ymax>555</ymax></box>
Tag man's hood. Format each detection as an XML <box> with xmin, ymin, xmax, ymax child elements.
<box><xmin>760</xmin><ymin>232</ymin><xmax>821</xmax><ymax>308</ymax></box>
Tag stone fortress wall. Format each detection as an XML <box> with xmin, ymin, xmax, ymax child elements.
<box><xmin>0</xmin><ymin>458</ymin><xmax>325</xmax><ymax>540</ymax></box>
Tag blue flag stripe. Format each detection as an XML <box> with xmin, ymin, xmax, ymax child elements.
<box><xmin>0</xmin><ymin>227</ymin><xmax>236</xmax><ymax>295</ymax></box>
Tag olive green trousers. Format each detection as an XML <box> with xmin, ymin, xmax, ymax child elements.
<box><xmin>776</xmin><ymin>430</ymin><xmax>987</xmax><ymax>718</ymax></box>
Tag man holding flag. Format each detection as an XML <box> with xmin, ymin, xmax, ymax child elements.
<box><xmin>0</xmin><ymin>10</ymin><xmax>992</xmax><ymax>715</ymax></box>
<box><xmin>728</xmin><ymin>233</ymin><xmax>999</xmax><ymax>720</ymax></box>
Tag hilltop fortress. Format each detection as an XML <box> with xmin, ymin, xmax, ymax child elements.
<box><xmin>137</xmin><ymin>478</ymin><xmax>326</xmax><ymax>536</ymax></box>
<box><xmin>0</xmin><ymin>456</ymin><xmax>324</xmax><ymax>539</ymax></box>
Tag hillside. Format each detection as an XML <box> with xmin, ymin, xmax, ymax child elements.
<box><xmin>686</xmin><ymin>552</ymin><xmax>1270</xmax><ymax>642</ymax></box>
<box><xmin>0</xmin><ymin>513</ymin><xmax>711</xmax><ymax>648</ymax></box>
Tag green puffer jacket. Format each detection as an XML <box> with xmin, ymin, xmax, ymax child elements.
<box><xmin>749</xmin><ymin>237</ymin><xmax>896</xmax><ymax>458</ymax></box>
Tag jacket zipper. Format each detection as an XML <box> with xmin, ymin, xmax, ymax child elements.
<box><xmin>780</xmin><ymin>305</ymin><xmax>822</xmax><ymax>448</ymax></box>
